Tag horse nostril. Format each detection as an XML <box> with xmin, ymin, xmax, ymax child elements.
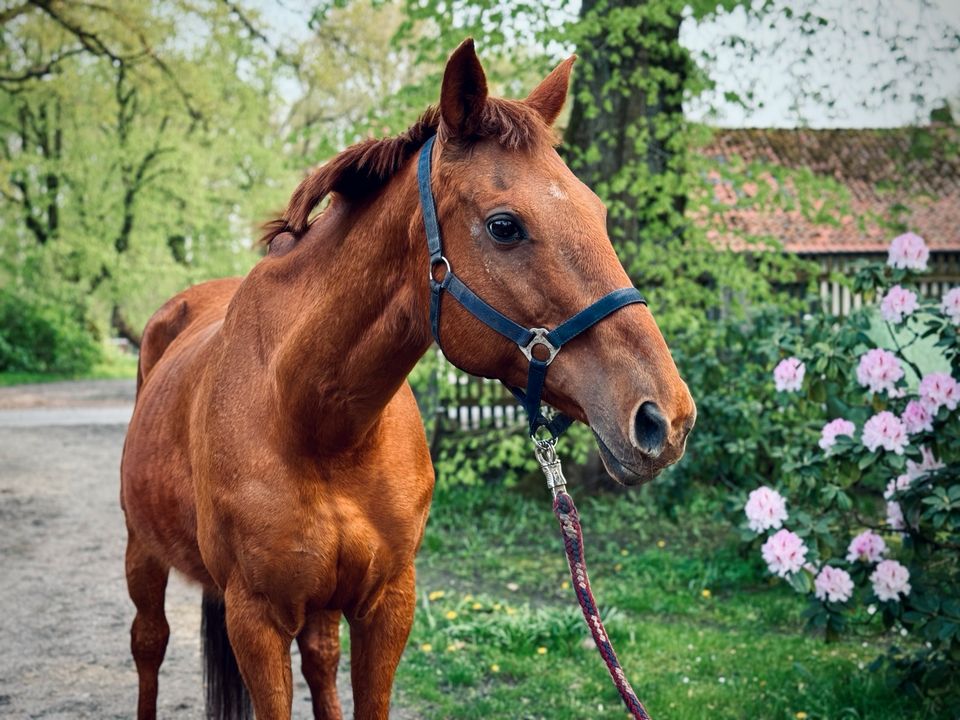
<box><xmin>633</xmin><ymin>402</ymin><xmax>668</xmax><ymax>457</ymax></box>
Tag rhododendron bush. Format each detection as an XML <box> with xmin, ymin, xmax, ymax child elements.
<box><xmin>743</xmin><ymin>233</ymin><xmax>959</xmax><ymax>704</ymax></box>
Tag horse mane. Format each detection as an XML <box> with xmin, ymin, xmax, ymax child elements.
<box><xmin>260</xmin><ymin>98</ymin><xmax>551</xmax><ymax>247</ymax></box>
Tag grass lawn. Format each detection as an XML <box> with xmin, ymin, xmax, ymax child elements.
<box><xmin>0</xmin><ymin>348</ymin><xmax>138</xmax><ymax>386</ymax></box>
<box><xmin>388</xmin><ymin>484</ymin><xmax>947</xmax><ymax>720</ymax></box>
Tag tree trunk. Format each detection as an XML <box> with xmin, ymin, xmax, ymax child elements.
<box><xmin>564</xmin><ymin>0</ymin><xmax>689</xmax><ymax>251</ymax></box>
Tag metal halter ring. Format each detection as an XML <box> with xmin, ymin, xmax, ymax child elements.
<box><xmin>429</xmin><ymin>256</ymin><xmax>451</xmax><ymax>283</ymax></box>
<box><xmin>519</xmin><ymin>328</ymin><xmax>559</xmax><ymax>365</ymax></box>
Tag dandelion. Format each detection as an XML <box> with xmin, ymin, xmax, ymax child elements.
<box><xmin>505</xmin><ymin>606</ymin><xmax>517</xmax><ymax>616</ymax></box>
<box><xmin>445</xmin><ymin>610</ymin><xmax>458</xmax><ymax>620</ymax></box>
<box><xmin>796</xmin><ymin>712</ymin><xmax>808</xmax><ymax>720</ymax></box>
<box><xmin>818</xmin><ymin>418</ymin><xmax>856</xmax><ymax>451</ymax></box>
<box><xmin>560</xmin><ymin>580</ymin><xmax>569</xmax><ymax>590</ymax></box>
<box><xmin>701</xmin><ymin>589</ymin><xmax>712</xmax><ymax>599</ymax></box>
<box><xmin>620</xmin><ymin>548</ymin><xmax>629</xmax><ymax>556</ymax></box>
<box><xmin>871</xmin><ymin>560</ymin><xmax>911</xmax><ymax>602</ymax></box>
<box><xmin>427</xmin><ymin>590</ymin><xmax>445</xmax><ymax>601</ymax></box>
<box><xmin>846</xmin><ymin>531</ymin><xmax>887</xmax><ymax>563</ymax></box>
<box><xmin>536</xmin><ymin>647</ymin><xmax>548</xmax><ymax>655</ymax></box>
<box><xmin>657</xmin><ymin>539</ymin><xmax>666</xmax><ymax>548</ymax></box>
<box><xmin>614</xmin><ymin>563</ymin><xmax>623</xmax><ymax>572</ymax></box>
<box><xmin>879</xmin><ymin>285</ymin><xmax>918</xmax><ymax>323</ymax></box>
<box><xmin>744</xmin><ymin>486</ymin><xmax>789</xmax><ymax>532</ymax></box>
<box><xmin>861</xmin><ymin>412</ymin><xmax>908</xmax><ymax>454</ymax></box>
<box><xmin>773</xmin><ymin>357</ymin><xmax>805</xmax><ymax>392</ymax></box>
<box><xmin>471</xmin><ymin>602</ymin><xmax>483</xmax><ymax>610</ymax></box>
<box><xmin>887</xmin><ymin>232</ymin><xmax>929</xmax><ymax>271</ymax></box>
<box><xmin>420</xmin><ymin>643</ymin><xmax>433</xmax><ymax>653</ymax></box>
<box><xmin>856</xmin><ymin>349</ymin><xmax>904</xmax><ymax>395</ymax></box>
<box><xmin>490</xmin><ymin>663</ymin><xmax>500</xmax><ymax>673</ymax></box>
<box><xmin>761</xmin><ymin>529</ymin><xmax>808</xmax><ymax>577</ymax></box>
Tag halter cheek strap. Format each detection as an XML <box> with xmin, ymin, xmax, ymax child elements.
<box><xmin>417</xmin><ymin>135</ymin><xmax>646</xmax><ymax>438</ymax></box>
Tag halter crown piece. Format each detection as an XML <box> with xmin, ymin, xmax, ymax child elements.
<box><xmin>416</xmin><ymin>135</ymin><xmax>646</xmax><ymax>439</ymax></box>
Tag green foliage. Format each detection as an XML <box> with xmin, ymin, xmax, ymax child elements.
<box><xmin>0</xmin><ymin>287</ymin><xmax>100</xmax><ymax>374</ymax></box>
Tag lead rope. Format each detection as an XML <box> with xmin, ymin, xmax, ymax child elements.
<box><xmin>534</xmin><ymin>439</ymin><xmax>653</xmax><ymax>720</ymax></box>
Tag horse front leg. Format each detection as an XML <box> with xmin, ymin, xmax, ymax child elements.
<box><xmin>348</xmin><ymin>565</ymin><xmax>416</xmax><ymax>720</ymax></box>
<box><xmin>224</xmin><ymin>582</ymin><xmax>296</xmax><ymax>720</ymax></box>
<box><xmin>297</xmin><ymin>609</ymin><xmax>343</xmax><ymax>719</ymax></box>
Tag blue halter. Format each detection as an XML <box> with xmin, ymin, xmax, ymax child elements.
<box><xmin>417</xmin><ymin>135</ymin><xmax>646</xmax><ymax>439</ymax></box>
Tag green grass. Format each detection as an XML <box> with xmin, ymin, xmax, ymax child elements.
<box><xmin>0</xmin><ymin>346</ymin><xmax>138</xmax><ymax>386</ymax></box>
<box><xmin>384</xmin><ymin>484</ymin><xmax>948</xmax><ymax>720</ymax></box>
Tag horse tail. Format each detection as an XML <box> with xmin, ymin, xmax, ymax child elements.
<box><xmin>201</xmin><ymin>591</ymin><xmax>252</xmax><ymax>720</ymax></box>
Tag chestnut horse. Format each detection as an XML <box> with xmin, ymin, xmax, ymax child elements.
<box><xmin>120</xmin><ymin>39</ymin><xmax>695</xmax><ymax>720</ymax></box>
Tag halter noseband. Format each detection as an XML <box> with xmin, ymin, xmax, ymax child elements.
<box><xmin>417</xmin><ymin>135</ymin><xmax>646</xmax><ymax>439</ymax></box>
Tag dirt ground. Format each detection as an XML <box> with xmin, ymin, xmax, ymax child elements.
<box><xmin>0</xmin><ymin>380</ymin><xmax>410</xmax><ymax>719</ymax></box>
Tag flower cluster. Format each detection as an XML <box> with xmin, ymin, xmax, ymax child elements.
<box><xmin>856</xmin><ymin>349</ymin><xmax>904</xmax><ymax>395</ymax></box>
<box><xmin>754</xmin><ymin>233</ymin><xmax>959</xmax><ymax>627</ymax></box>
<box><xmin>819</xmin><ymin>418</ymin><xmax>855</xmax><ymax>451</ymax></box>
<box><xmin>879</xmin><ymin>285</ymin><xmax>918</xmax><ymax>324</ymax></box>
<box><xmin>773</xmin><ymin>357</ymin><xmax>805</xmax><ymax>392</ymax></box>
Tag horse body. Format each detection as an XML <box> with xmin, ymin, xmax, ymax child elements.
<box><xmin>121</xmin><ymin>40</ymin><xmax>696</xmax><ymax>720</ymax></box>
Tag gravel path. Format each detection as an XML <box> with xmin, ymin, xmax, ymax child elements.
<box><xmin>0</xmin><ymin>380</ymin><xmax>415</xmax><ymax>719</ymax></box>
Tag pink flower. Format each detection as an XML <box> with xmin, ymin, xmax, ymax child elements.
<box><xmin>814</xmin><ymin>566</ymin><xmax>855</xmax><ymax>603</ymax></box>
<box><xmin>941</xmin><ymin>287</ymin><xmax>960</xmax><ymax>324</ymax></box>
<box><xmin>744</xmin><ymin>486</ymin><xmax>789</xmax><ymax>532</ymax></box>
<box><xmin>856</xmin><ymin>349</ymin><xmax>904</xmax><ymax>395</ymax></box>
<box><xmin>879</xmin><ymin>285</ymin><xmax>918</xmax><ymax>324</ymax></box>
<box><xmin>846</xmin><ymin>531</ymin><xmax>887</xmax><ymax>563</ymax></box>
<box><xmin>901</xmin><ymin>400</ymin><xmax>933</xmax><ymax>435</ymax></box>
<box><xmin>884</xmin><ymin>474</ymin><xmax>912</xmax><ymax>500</ymax></box>
<box><xmin>861</xmin><ymin>412</ymin><xmax>909</xmax><ymax>454</ymax></box>
<box><xmin>886</xmin><ymin>501</ymin><xmax>905</xmax><ymax>530</ymax></box>
<box><xmin>818</xmin><ymin>418</ymin><xmax>856</xmax><ymax>451</ymax></box>
<box><xmin>761</xmin><ymin>529</ymin><xmax>808</xmax><ymax>577</ymax></box>
<box><xmin>870</xmin><ymin>559</ymin><xmax>911</xmax><ymax>602</ymax></box>
<box><xmin>887</xmin><ymin>232</ymin><xmax>929</xmax><ymax>271</ymax></box>
<box><xmin>906</xmin><ymin>446</ymin><xmax>945</xmax><ymax>481</ymax></box>
<box><xmin>918</xmin><ymin>372</ymin><xmax>959</xmax><ymax>414</ymax></box>
<box><xmin>773</xmin><ymin>357</ymin><xmax>805</xmax><ymax>392</ymax></box>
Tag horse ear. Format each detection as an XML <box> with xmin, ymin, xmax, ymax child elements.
<box><xmin>525</xmin><ymin>56</ymin><xmax>577</xmax><ymax>126</ymax></box>
<box><xmin>440</xmin><ymin>38</ymin><xmax>488</xmax><ymax>138</ymax></box>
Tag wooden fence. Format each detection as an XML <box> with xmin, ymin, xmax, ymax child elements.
<box><xmin>431</xmin><ymin>252</ymin><xmax>960</xmax><ymax>432</ymax></box>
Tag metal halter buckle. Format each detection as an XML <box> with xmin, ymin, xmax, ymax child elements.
<box><xmin>533</xmin><ymin>437</ymin><xmax>567</xmax><ymax>496</ymax></box>
<box><xmin>519</xmin><ymin>328</ymin><xmax>559</xmax><ymax>365</ymax></box>
<box><xmin>429</xmin><ymin>255</ymin><xmax>451</xmax><ymax>283</ymax></box>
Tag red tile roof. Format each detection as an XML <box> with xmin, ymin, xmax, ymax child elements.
<box><xmin>692</xmin><ymin>126</ymin><xmax>960</xmax><ymax>254</ymax></box>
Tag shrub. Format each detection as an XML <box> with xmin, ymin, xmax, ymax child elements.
<box><xmin>0</xmin><ymin>288</ymin><xmax>101</xmax><ymax>375</ymax></box>
<box><xmin>738</xmin><ymin>233</ymin><xmax>960</xmax><ymax>710</ymax></box>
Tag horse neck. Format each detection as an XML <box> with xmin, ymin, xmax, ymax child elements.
<box><xmin>230</xmin><ymin>160</ymin><xmax>432</xmax><ymax>456</ymax></box>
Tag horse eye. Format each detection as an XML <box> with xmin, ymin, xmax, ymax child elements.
<box><xmin>486</xmin><ymin>214</ymin><xmax>525</xmax><ymax>244</ymax></box>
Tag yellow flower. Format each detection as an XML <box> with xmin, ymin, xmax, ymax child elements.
<box><xmin>446</xmin><ymin>644</ymin><xmax>458</xmax><ymax>652</ymax></box>
<box><xmin>493</xmin><ymin>602</ymin><xmax>502</xmax><ymax>611</ymax></box>
<box><xmin>657</xmin><ymin>539</ymin><xmax>666</xmax><ymax>548</ymax></box>
<box><xmin>428</xmin><ymin>590</ymin><xmax>445</xmax><ymax>601</ymax></box>
<box><xmin>560</xmin><ymin>580</ymin><xmax>570</xmax><ymax>590</ymax></box>
<box><xmin>505</xmin><ymin>606</ymin><xmax>517</xmax><ymax>616</ymax></box>
<box><xmin>490</xmin><ymin>663</ymin><xmax>500</xmax><ymax>673</ymax></box>
<box><xmin>701</xmin><ymin>589</ymin><xmax>712</xmax><ymax>599</ymax></box>
<box><xmin>472</xmin><ymin>602</ymin><xmax>483</xmax><ymax>610</ymax></box>
<box><xmin>620</xmin><ymin>548</ymin><xmax>629</xmax><ymax>556</ymax></box>
<box><xmin>445</xmin><ymin>610</ymin><xmax>458</xmax><ymax>620</ymax></box>
<box><xmin>420</xmin><ymin>643</ymin><xmax>433</xmax><ymax>653</ymax></box>
<box><xmin>464</xmin><ymin>594</ymin><xmax>473</xmax><ymax>602</ymax></box>
<box><xmin>536</xmin><ymin>647</ymin><xmax>548</xmax><ymax>655</ymax></box>
<box><xmin>614</xmin><ymin>563</ymin><xmax>623</xmax><ymax>572</ymax></box>
<box><xmin>795</xmin><ymin>713</ymin><xmax>808</xmax><ymax>720</ymax></box>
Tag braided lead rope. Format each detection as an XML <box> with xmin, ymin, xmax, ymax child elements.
<box><xmin>553</xmin><ymin>490</ymin><xmax>652</xmax><ymax>720</ymax></box>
